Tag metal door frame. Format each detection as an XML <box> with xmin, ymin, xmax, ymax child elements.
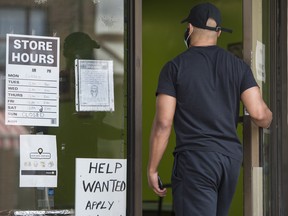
<box><xmin>127</xmin><ymin>0</ymin><xmax>142</xmax><ymax>215</ymax></box>
<box><xmin>243</xmin><ymin>0</ymin><xmax>288</xmax><ymax>215</ymax></box>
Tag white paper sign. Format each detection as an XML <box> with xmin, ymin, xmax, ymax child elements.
<box><xmin>75</xmin><ymin>60</ymin><xmax>114</xmax><ymax>112</ymax></box>
<box><xmin>5</xmin><ymin>34</ymin><xmax>60</xmax><ymax>127</ymax></box>
<box><xmin>75</xmin><ymin>158</ymin><xmax>126</xmax><ymax>216</ymax></box>
<box><xmin>20</xmin><ymin>135</ymin><xmax>58</xmax><ymax>187</ymax></box>
<box><xmin>256</xmin><ymin>40</ymin><xmax>266</xmax><ymax>82</ymax></box>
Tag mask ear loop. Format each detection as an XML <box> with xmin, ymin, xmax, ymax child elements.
<box><xmin>184</xmin><ymin>31</ymin><xmax>192</xmax><ymax>48</ymax></box>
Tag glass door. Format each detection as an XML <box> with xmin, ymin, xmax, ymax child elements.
<box><xmin>243</xmin><ymin>0</ymin><xmax>272</xmax><ymax>215</ymax></box>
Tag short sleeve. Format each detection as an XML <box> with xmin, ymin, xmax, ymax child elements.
<box><xmin>156</xmin><ymin>61</ymin><xmax>178</xmax><ymax>97</ymax></box>
<box><xmin>240</xmin><ymin>64</ymin><xmax>258</xmax><ymax>94</ymax></box>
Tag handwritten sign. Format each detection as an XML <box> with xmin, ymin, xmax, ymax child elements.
<box><xmin>5</xmin><ymin>34</ymin><xmax>60</xmax><ymax>127</ymax></box>
<box><xmin>75</xmin><ymin>158</ymin><xmax>127</xmax><ymax>216</ymax></box>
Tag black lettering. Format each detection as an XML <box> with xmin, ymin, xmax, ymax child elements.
<box><xmin>100</xmin><ymin>201</ymin><xmax>106</xmax><ymax>209</ymax></box>
<box><xmin>98</xmin><ymin>163</ymin><xmax>105</xmax><ymax>173</ymax></box>
<box><xmin>8</xmin><ymin>80</ymin><xmax>19</xmax><ymax>84</ymax></box>
<box><xmin>94</xmin><ymin>181</ymin><xmax>102</xmax><ymax>192</ymax></box>
<box><xmin>106</xmin><ymin>163</ymin><xmax>113</xmax><ymax>174</ymax></box>
<box><xmin>8</xmin><ymin>87</ymin><xmax>18</xmax><ymax>90</ymax></box>
<box><xmin>102</xmin><ymin>180</ymin><xmax>109</xmax><ymax>192</ymax></box>
<box><xmin>88</xmin><ymin>162</ymin><xmax>98</xmax><ymax>173</ymax></box>
<box><xmin>115</xmin><ymin>162</ymin><xmax>122</xmax><ymax>173</ymax></box>
<box><xmin>96</xmin><ymin>201</ymin><xmax>102</xmax><ymax>209</ymax></box>
<box><xmin>110</xmin><ymin>179</ymin><xmax>117</xmax><ymax>192</ymax></box>
<box><xmin>88</xmin><ymin>162</ymin><xmax>122</xmax><ymax>174</ymax></box>
<box><xmin>8</xmin><ymin>74</ymin><xmax>19</xmax><ymax>77</ymax></box>
<box><xmin>85</xmin><ymin>200</ymin><xmax>114</xmax><ymax>211</ymax></box>
<box><xmin>8</xmin><ymin>112</ymin><xmax>17</xmax><ymax>116</ymax></box>
<box><xmin>82</xmin><ymin>180</ymin><xmax>126</xmax><ymax>193</ymax></box>
<box><xmin>108</xmin><ymin>201</ymin><xmax>114</xmax><ymax>210</ymax></box>
<box><xmin>85</xmin><ymin>201</ymin><xmax>92</xmax><ymax>210</ymax></box>
<box><xmin>82</xmin><ymin>180</ymin><xmax>96</xmax><ymax>192</ymax></box>
<box><xmin>8</xmin><ymin>93</ymin><xmax>22</xmax><ymax>97</ymax></box>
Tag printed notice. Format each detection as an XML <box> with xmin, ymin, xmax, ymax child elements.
<box><xmin>5</xmin><ymin>34</ymin><xmax>60</xmax><ymax>127</ymax></box>
<box><xmin>256</xmin><ymin>40</ymin><xmax>266</xmax><ymax>82</ymax></box>
<box><xmin>20</xmin><ymin>134</ymin><xmax>58</xmax><ymax>187</ymax></box>
<box><xmin>75</xmin><ymin>60</ymin><xmax>114</xmax><ymax>112</ymax></box>
<box><xmin>75</xmin><ymin>158</ymin><xmax>126</xmax><ymax>216</ymax></box>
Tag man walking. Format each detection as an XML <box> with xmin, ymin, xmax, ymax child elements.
<box><xmin>147</xmin><ymin>3</ymin><xmax>272</xmax><ymax>216</ymax></box>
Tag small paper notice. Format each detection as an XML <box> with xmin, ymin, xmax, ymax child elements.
<box><xmin>75</xmin><ymin>59</ymin><xmax>114</xmax><ymax>112</ymax></box>
<box><xmin>20</xmin><ymin>134</ymin><xmax>57</xmax><ymax>187</ymax></box>
<box><xmin>256</xmin><ymin>40</ymin><xmax>266</xmax><ymax>82</ymax></box>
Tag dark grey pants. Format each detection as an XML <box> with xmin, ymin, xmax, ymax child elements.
<box><xmin>172</xmin><ymin>150</ymin><xmax>242</xmax><ymax>216</ymax></box>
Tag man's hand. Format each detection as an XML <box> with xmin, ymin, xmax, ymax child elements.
<box><xmin>147</xmin><ymin>94</ymin><xmax>175</xmax><ymax>197</ymax></box>
<box><xmin>147</xmin><ymin>171</ymin><xmax>167</xmax><ymax>197</ymax></box>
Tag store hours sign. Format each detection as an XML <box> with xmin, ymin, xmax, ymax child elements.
<box><xmin>5</xmin><ymin>34</ymin><xmax>60</xmax><ymax>127</ymax></box>
<box><xmin>75</xmin><ymin>158</ymin><xmax>127</xmax><ymax>216</ymax></box>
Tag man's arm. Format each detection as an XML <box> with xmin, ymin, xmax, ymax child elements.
<box><xmin>241</xmin><ymin>86</ymin><xmax>273</xmax><ymax>128</ymax></box>
<box><xmin>147</xmin><ymin>94</ymin><xmax>176</xmax><ymax>197</ymax></box>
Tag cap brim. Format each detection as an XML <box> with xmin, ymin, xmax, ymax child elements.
<box><xmin>180</xmin><ymin>17</ymin><xmax>189</xmax><ymax>23</ymax></box>
<box><xmin>220</xmin><ymin>27</ymin><xmax>233</xmax><ymax>33</ymax></box>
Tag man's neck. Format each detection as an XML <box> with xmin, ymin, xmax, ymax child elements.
<box><xmin>189</xmin><ymin>32</ymin><xmax>218</xmax><ymax>47</ymax></box>
<box><xmin>190</xmin><ymin>38</ymin><xmax>217</xmax><ymax>47</ymax></box>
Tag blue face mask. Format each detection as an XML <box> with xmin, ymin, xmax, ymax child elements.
<box><xmin>184</xmin><ymin>28</ymin><xmax>191</xmax><ymax>48</ymax></box>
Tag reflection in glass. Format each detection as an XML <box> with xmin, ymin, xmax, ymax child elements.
<box><xmin>0</xmin><ymin>0</ymin><xmax>126</xmax><ymax>211</ymax></box>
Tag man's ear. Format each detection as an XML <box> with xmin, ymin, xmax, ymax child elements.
<box><xmin>188</xmin><ymin>23</ymin><xmax>194</xmax><ymax>34</ymax></box>
<box><xmin>217</xmin><ymin>30</ymin><xmax>221</xmax><ymax>37</ymax></box>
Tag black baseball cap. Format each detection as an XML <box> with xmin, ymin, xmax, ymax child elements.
<box><xmin>181</xmin><ymin>2</ymin><xmax>232</xmax><ymax>33</ymax></box>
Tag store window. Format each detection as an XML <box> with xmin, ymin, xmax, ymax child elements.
<box><xmin>0</xmin><ymin>0</ymin><xmax>133</xmax><ymax>215</ymax></box>
<box><xmin>0</xmin><ymin>8</ymin><xmax>47</xmax><ymax>66</ymax></box>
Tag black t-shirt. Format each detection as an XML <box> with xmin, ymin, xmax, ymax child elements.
<box><xmin>156</xmin><ymin>46</ymin><xmax>258</xmax><ymax>160</ymax></box>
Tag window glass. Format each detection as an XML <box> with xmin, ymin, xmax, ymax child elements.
<box><xmin>0</xmin><ymin>9</ymin><xmax>26</xmax><ymax>65</ymax></box>
<box><xmin>258</xmin><ymin>0</ymin><xmax>271</xmax><ymax>215</ymax></box>
<box><xmin>0</xmin><ymin>0</ymin><xmax>127</xmax><ymax>211</ymax></box>
<box><xmin>29</xmin><ymin>9</ymin><xmax>47</xmax><ymax>35</ymax></box>
<box><xmin>0</xmin><ymin>9</ymin><xmax>26</xmax><ymax>36</ymax></box>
